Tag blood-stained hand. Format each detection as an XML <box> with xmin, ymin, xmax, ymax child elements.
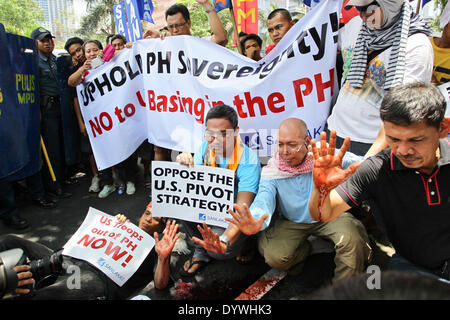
<box><xmin>225</xmin><ymin>203</ymin><xmax>268</xmax><ymax>236</ymax></box>
<box><xmin>309</xmin><ymin>131</ymin><xmax>361</xmax><ymax>217</ymax></box>
<box><xmin>154</xmin><ymin>220</ymin><xmax>181</xmax><ymax>259</ymax></box>
<box><xmin>192</xmin><ymin>222</ymin><xmax>225</xmax><ymax>254</ymax></box>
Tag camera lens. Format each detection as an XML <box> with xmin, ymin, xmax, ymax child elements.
<box><xmin>28</xmin><ymin>250</ymin><xmax>63</xmax><ymax>288</ymax></box>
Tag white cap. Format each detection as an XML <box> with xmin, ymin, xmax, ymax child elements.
<box><xmin>440</xmin><ymin>1</ymin><xmax>450</xmax><ymax>29</ymax></box>
<box><xmin>346</xmin><ymin>0</ymin><xmax>374</xmax><ymax>6</ymax></box>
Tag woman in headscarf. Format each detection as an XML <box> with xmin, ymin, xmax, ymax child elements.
<box><xmin>326</xmin><ymin>0</ymin><xmax>433</xmax><ymax>156</ymax></box>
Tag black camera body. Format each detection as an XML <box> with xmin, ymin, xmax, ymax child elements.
<box><xmin>0</xmin><ymin>249</ymin><xmax>64</xmax><ymax>298</ymax></box>
<box><xmin>0</xmin><ymin>248</ymin><xmax>26</xmax><ymax>298</ymax></box>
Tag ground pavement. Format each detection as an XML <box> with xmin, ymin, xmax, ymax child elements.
<box><xmin>0</xmin><ymin>168</ymin><xmax>393</xmax><ymax>300</ymax></box>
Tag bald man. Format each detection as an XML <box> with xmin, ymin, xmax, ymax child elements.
<box><xmin>227</xmin><ymin>119</ymin><xmax>371</xmax><ymax>282</ymax></box>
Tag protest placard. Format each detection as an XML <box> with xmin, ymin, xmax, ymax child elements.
<box><xmin>151</xmin><ymin>161</ymin><xmax>234</xmax><ymax>228</ymax></box>
<box><xmin>76</xmin><ymin>0</ymin><xmax>342</xmax><ymax>170</ymax></box>
<box><xmin>62</xmin><ymin>207</ymin><xmax>155</xmax><ymax>286</ymax></box>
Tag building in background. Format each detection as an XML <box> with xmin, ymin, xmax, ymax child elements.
<box><xmin>35</xmin><ymin>0</ymin><xmax>76</xmax><ymax>42</ymax></box>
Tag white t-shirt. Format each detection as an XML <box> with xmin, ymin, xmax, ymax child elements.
<box><xmin>327</xmin><ymin>17</ymin><xmax>434</xmax><ymax>144</ymax></box>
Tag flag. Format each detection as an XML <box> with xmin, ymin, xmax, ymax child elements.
<box><xmin>124</xmin><ymin>0</ymin><xmax>143</xmax><ymax>41</ymax></box>
<box><xmin>211</xmin><ymin>0</ymin><xmax>232</xmax><ymax>13</ymax></box>
<box><xmin>303</xmin><ymin>0</ymin><xmax>322</xmax><ymax>7</ymax></box>
<box><xmin>113</xmin><ymin>2</ymin><xmax>130</xmax><ymax>41</ymax></box>
<box><xmin>422</xmin><ymin>0</ymin><xmax>432</xmax><ymax>7</ymax></box>
<box><xmin>137</xmin><ymin>0</ymin><xmax>154</xmax><ymax>23</ymax></box>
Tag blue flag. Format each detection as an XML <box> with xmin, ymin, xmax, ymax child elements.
<box><xmin>422</xmin><ymin>0</ymin><xmax>431</xmax><ymax>7</ymax></box>
<box><xmin>212</xmin><ymin>0</ymin><xmax>232</xmax><ymax>12</ymax></box>
<box><xmin>137</xmin><ymin>0</ymin><xmax>154</xmax><ymax>23</ymax></box>
<box><xmin>124</xmin><ymin>0</ymin><xmax>143</xmax><ymax>41</ymax></box>
<box><xmin>113</xmin><ymin>2</ymin><xmax>130</xmax><ymax>41</ymax></box>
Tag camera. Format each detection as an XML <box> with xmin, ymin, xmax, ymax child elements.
<box><xmin>0</xmin><ymin>248</ymin><xmax>64</xmax><ymax>298</ymax></box>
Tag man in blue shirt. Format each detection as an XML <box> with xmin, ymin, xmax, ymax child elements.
<box><xmin>227</xmin><ymin>118</ymin><xmax>372</xmax><ymax>282</ymax></box>
<box><xmin>176</xmin><ymin>104</ymin><xmax>261</xmax><ymax>276</ymax></box>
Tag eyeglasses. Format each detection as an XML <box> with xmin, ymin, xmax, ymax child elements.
<box><xmin>278</xmin><ymin>143</ymin><xmax>306</xmax><ymax>154</ymax></box>
<box><xmin>204</xmin><ymin>129</ymin><xmax>235</xmax><ymax>141</ymax></box>
<box><xmin>167</xmin><ymin>22</ymin><xmax>187</xmax><ymax>30</ymax></box>
<box><xmin>354</xmin><ymin>1</ymin><xmax>379</xmax><ymax>13</ymax></box>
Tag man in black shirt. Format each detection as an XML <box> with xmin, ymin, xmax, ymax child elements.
<box><xmin>308</xmin><ymin>82</ymin><xmax>450</xmax><ymax>281</ymax></box>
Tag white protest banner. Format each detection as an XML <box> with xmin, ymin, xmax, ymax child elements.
<box><xmin>77</xmin><ymin>0</ymin><xmax>342</xmax><ymax>170</ymax></box>
<box><xmin>62</xmin><ymin>207</ymin><xmax>155</xmax><ymax>286</ymax></box>
<box><xmin>151</xmin><ymin>161</ymin><xmax>234</xmax><ymax>228</ymax></box>
<box><xmin>437</xmin><ymin>82</ymin><xmax>450</xmax><ymax>117</ymax></box>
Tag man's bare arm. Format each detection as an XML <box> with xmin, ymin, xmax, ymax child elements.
<box><xmin>308</xmin><ymin>131</ymin><xmax>359</xmax><ymax>222</ymax></box>
<box><xmin>197</xmin><ymin>0</ymin><xmax>228</xmax><ymax>46</ymax></box>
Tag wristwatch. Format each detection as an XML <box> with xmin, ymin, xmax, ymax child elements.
<box><xmin>205</xmin><ymin>7</ymin><xmax>214</xmax><ymax>14</ymax></box>
<box><xmin>219</xmin><ymin>234</ymin><xmax>230</xmax><ymax>248</ymax></box>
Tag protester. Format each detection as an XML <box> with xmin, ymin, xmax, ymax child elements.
<box><xmin>431</xmin><ymin>1</ymin><xmax>450</xmax><ymax>85</ymax></box>
<box><xmin>144</xmin><ymin>1</ymin><xmax>228</xmax><ymax>163</ymax></box>
<box><xmin>326</xmin><ymin>0</ymin><xmax>433</xmax><ymax>156</ymax></box>
<box><xmin>64</xmin><ymin>37</ymin><xmax>102</xmax><ymax>194</ymax></box>
<box><xmin>0</xmin><ymin>203</ymin><xmax>179</xmax><ymax>299</ymax></box>
<box><xmin>176</xmin><ymin>104</ymin><xmax>261</xmax><ymax>275</ymax></box>
<box><xmin>238</xmin><ymin>31</ymin><xmax>248</xmax><ymax>54</ymax></box>
<box><xmin>240</xmin><ymin>34</ymin><xmax>263</xmax><ymax>61</ymax></box>
<box><xmin>265</xmin><ymin>8</ymin><xmax>296</xmax><ymax>55</ymax></box>
<box><xmin>67</xmin><ymin>40</ymin><xmax>122</xmax><ymax>198</ymax></box>
<box><xmin>64</xmin><ymin>37</ymin><xmax>85</xmax><ymax>69</ymax></box>
<box><xmin>227</xmin><ymin>118</ymin><xmax>372</xmax><ymax>281</ymax></box>
<box><xmin>31</xmin><ymin>27</ymin><xmax>72</xmax><ymax>199</ymax></box>
<box><xmin>308</xmin><ymin>82</ymin><xmax>450</xmax><ymax>282</ymax></box>
<box><xmin>110</xmin><ymin>34</ymin><xmax>127</xmax><ymax>51</ymax></box>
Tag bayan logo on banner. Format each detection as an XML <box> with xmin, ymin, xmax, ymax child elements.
<box><xmin>77</xmin><ymin>0</ymin><xmax>342</xmax><ymax>170</ymax></box>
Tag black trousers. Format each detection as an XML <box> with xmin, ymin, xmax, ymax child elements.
<box><xmin>40</xmin><ymin>101</ymin><xmax>65</xmax><ymax>192</ymax></box>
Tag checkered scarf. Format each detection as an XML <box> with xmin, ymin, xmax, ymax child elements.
<box><xmin>261</xmin><ymin>152</ymin><xmax>314</xmax><ymax>180</ymax></box>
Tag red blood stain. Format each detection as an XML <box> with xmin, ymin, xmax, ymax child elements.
<box><xmin>175</xmin><ymin>281</ymin><xmax>195</xmax><ymax>300</ymax></box>
<box><xmin>235</xmin><ymin>277</ymin><xmax>280</xmax><ymax>300</ymax></box>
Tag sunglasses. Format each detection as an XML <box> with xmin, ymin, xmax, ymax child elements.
<box><xmin>354</xmin><ymin>1</ymin><xmax>379</xmax><ymax>13</ymax></box>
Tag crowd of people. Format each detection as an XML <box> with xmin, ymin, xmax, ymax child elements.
<box><xmin>1</xmin><ymin>0</ymin><xmax>450</xmax><ymax>300</ymax></box>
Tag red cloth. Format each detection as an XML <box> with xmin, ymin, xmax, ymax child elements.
<box><xmin>265</xmin><ymin>44</ymin><xmax>276</xmax><ymax>55</ymax></box>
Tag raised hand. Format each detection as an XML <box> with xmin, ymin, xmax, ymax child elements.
<box><xmin>309</xmin><ymin>131</ymin><xmax>361</xmax><ymax>217</ymax></box>
<box><xmin>115</xmin><ymin>214</ymin><xmax>129</xmax><ymax>225</ymax></box>
<box><xmin>192</xmin><ymin>222</ymin><xmax>225</xmax><ymax>254</ymax></box>
<box><xmin>154</xmin><ymin>220</ymin><xmax>181</xmax><ymax>259</ymax></box>
<box><xmin>225</xmin><ymin>203</ymin><xmax>268</xmax><ymax>236</ymax></box>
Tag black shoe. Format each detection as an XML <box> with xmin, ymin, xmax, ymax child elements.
<box><xmin>32</xmin><ymin>197</ymin><xmax>57</xmax><ymax>209</ymax></box>
<box><xmin>63</xmin><ymin>177</ymin><xmax>80</xmax><ymax>185</ymax></box>
<box><xmin>3</xmin><ymin>215</ymin><xmax>29</xmax><ymax>230</ymax></box>
<box><xmin>47</xmin><ymin>189</ymin><xmax>72</xmax><ymax>199</ymax></box>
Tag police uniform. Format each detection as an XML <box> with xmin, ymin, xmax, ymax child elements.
<box><xmin>31</xmin><ymin>27</ymin><xmax>70</xmax><ymax>198</ymax></box>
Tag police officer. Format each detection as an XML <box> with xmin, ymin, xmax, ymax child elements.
<box><xmin>30</xmin><ymin>27</ymin><xmax>71</xmax><ymax>199</ymax></box>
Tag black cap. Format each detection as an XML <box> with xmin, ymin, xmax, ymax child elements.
<box><xmin>30</xmin><ymin>27</ymin><xmax>55</xmax><ymax>40</ymax></box>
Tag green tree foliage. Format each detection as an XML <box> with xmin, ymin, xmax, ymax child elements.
<box><xmin>77</xmin><ymin>0</ymin><xmax>118</xmax><ymax>41</ymax></box>
<box><xmin>0</xmin><ymin>0</ymin><xmax>44</xmax><ymax>37</ymax></box>
<box><xmin>177</xmin><ymin>0</ymin><xmax>234</xmax><ymax>50</ymax></box>
<box><xmin>430</xmin><ymin>0</ymin><xmax>449</xmax><ymax>31</ymax></box>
